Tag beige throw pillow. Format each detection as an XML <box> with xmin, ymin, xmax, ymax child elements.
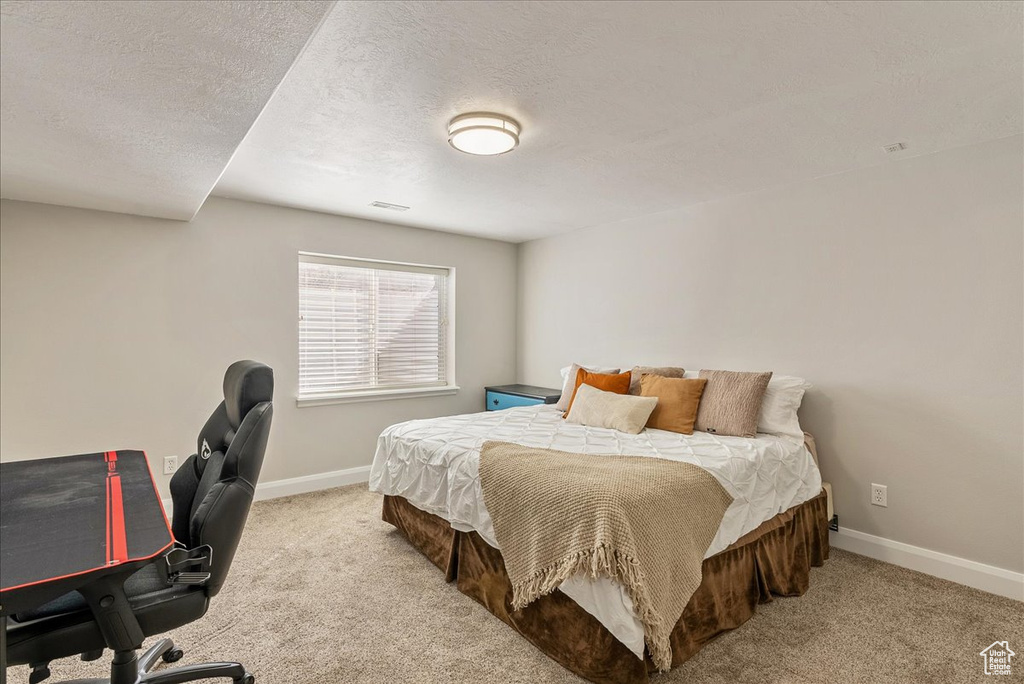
<box><xmin>565</xmin><ymin>384</ymin><xmax>658</xmax><ymax>434</ymax></box>
<box><xmin>694</xmin><ymin>370</ymin><xmax>773</xmax><ymax>438</ymax></box>
<box><xmin>628</xmin><ymin>366</ymin><xmax>686</xmax><ymax>395</ymax></box>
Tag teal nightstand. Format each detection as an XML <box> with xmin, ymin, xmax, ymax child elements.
<box><xmin>485</xmin><ymin>384</ymin><xmax>561</xmax><ymax>411</ymax></box>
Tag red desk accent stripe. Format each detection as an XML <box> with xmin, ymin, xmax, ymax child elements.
<box><xmin>104</xmin><ymin>451</ymin><xmax>129</xmax><ymax>564</ymax></box>
<box><xmin>105</xmin><ymin>477</ymin><xmax>111</xmax><ymax>563</ymax></box>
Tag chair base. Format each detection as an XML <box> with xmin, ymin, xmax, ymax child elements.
<box><xmin>37</xmin><ymin>639</ymin><xmax>253</xmax><ymax>684</ymax></box>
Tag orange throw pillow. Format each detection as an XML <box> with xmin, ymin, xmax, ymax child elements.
<box><xmin>563</xmin><ymin>368</ymin><xmax>632</xmax><ymax>417</ymax></box>
<box><xmin>640</xmin><ymin>374</ymin><xmax>708</xmax><ymax>435</ymax></box>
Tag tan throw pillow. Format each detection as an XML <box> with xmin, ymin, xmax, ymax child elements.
<box><xmin>628</xmin><ymin>366</ymin><xmax>686</xmax><ymax>395</ymax></box>
<box><xmin>694</xmin><ymin>370</ymin><xmax>773</xmax><ymax>438</ymax></box>
<box><xmin>639</xmin><ymin>375</ymin><xmax>707</xmax><ymax>435</ymax></box>
<box><xmin>565</xmin><ymin>384</ymin><xmax>658</xmax><ymax>434</ymax></box>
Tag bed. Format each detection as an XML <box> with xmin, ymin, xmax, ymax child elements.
<box><xmin>369</xmin><ymin>403</ymin><xmax>829</xmax><ymax>683</ymax></box>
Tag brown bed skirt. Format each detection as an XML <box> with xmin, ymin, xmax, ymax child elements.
<box><xmin>382</xmin><ymin>491</ymin><xmax>829</xmax><ymax>684</ymax></box>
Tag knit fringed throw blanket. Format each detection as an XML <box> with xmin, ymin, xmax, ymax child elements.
<box><xmin>478</xmin><ymin>441</ymin><xmax>733</xmax><ymax>671</ymax></box>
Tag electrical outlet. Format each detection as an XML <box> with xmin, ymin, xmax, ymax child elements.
<box><xmin>163</xmin><ymin>455</ymin><xmax>178</xmax><ymax>475</ymax></box>
<box><xmin>871</xmin><ymin>483</ymin><xmax>887</xmax><ymax>507</ymax></box>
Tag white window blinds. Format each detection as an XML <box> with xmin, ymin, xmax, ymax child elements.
<box><xmin>298</xmin><ymin>254</ymin><xmax>451</xmax><ymax>399</ymax></box>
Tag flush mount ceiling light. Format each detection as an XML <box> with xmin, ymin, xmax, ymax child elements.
<box><xmin>447</xmin><ymin>112</ymin><xmax>520</xmax><ymax>156</ymax></box>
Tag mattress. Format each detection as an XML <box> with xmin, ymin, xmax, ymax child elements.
<box><xmin>369</xmin><ymin>404</ymin><xmax>822</xmax><ymax>659</ymax></box>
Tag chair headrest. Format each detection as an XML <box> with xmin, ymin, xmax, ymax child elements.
<box><xmin>224</xmin><ymin>360</ymin><xmax>274</xmax><ymax>428</ymax></box>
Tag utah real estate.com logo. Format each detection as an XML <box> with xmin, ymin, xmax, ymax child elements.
<box><xmin>980</xmin><ymin>641</ymin><xmax>1015</xmax><ymax>676</ymax></box>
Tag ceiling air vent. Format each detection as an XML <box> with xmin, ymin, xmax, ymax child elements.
<box><xmin>369</xmin><ymin>201</ymin><xmax>410</xmax><ymax>212</ymax></box>
<box><xmin>883</xmin><ymin>142</ymin><xmax>907</xmax><ymax>153</ymax></box>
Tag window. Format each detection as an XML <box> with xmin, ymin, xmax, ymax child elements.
<box><xmin>297</xmin><ymin>253</ymin><xmax>455</xmax><ymax>404</ymax></box>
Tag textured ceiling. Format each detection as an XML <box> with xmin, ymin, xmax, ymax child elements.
<box><xmin>0</xmin><ymin>0</ymin><xmax>332</xmax><ymax>220</ymax></box>
<box><xmin>214</xmin><ymin>0</ymin><xmax>1023</xmax><ymax>241</ymax></box>
<box><xmin>1</xmin><ymin>2</ymin><xmax>1020</xmax><ymax>239</ymax></box>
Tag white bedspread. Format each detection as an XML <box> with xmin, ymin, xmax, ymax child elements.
<box><xmin>369</xmin><ymin>405</ymin><xmax>821</xmax><ymax>659</ymax></box>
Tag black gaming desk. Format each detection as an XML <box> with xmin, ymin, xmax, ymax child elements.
<box><xmin>0</xmin><ymin>451</ymin><xmax>174</xmax><ymax>683</ymax></box>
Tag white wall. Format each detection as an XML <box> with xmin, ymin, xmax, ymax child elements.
<box><xmin>517</xmin><ymin>135</ymin><xmax>1024</xmax><ymax>574</ymax></box>
<box><xmin>0</xmin><ymin>197</ymin><xmax>517</xmax><ymax>497</ymax></box>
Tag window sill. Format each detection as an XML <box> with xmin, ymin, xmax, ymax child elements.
<box><xmin>296</xmin><ymin>385</ymin><xmax>460</xmax><ymax>407</ymax></box>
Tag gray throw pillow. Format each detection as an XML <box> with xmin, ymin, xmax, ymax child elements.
<box><xmin>693</xmin><ymin>370</ymin><xmax>773</xmax><ymax>438</ymax></box>
<box><xmin>628</xmin><ymin>366</ymin><xmax>686</xmax><ymax>395</ymax></box>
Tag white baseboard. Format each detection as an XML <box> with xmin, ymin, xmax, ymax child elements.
<box><xmin>253</xmin><ymin>464</ymin><xmax>372</xmax><ymax>501</ymax></box>
<box><xmin>830</xmin><ymin>527</ymin><xmax>1024</xmax><ymax>601</ymax></box>
<box><xmin>161</xmin><ymin>464</ymin><xmax>371</xmax><ymax>513</ymax></box>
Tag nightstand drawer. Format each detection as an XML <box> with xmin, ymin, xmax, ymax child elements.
<box><xmin>486</xmin><ymin>390</ymin><xmax>545</xmax><ymax>411</ymax></box>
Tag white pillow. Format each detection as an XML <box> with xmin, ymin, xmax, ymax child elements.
<box><xmin>684</xmin><ymin>369</ymin><xmax>809</xmax><ymax>439</ymax></box>
<box><xmin>757</xmin><ymin>375</ymin><xmax>810</xmax><ymax>440</ymax></box>
<box><xmin>565</xmin><ymin>384</ymin><xmax>658</xmax><ymax>434</ymax></box>
<box><xmin>554</xmin><ymin>363</ymin><xmax>621</xmax><ymax>411</ymax></box>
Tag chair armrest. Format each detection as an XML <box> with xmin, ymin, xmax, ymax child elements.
<box><xmin>159</xmin><ymin>545</ymin><xmax>213</xmax><ymax>586</ymax></box>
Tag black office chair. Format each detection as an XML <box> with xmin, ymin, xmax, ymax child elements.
<box><xmin>6</xmin><ymin>360</ymin><xmax>274</xmax><ymax>684</ymax></box>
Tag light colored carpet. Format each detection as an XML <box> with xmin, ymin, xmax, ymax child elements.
<box><xmin>10</xmin><ymin>484</ymin><xmax>1022</xmax><ymax>684</ymax></box>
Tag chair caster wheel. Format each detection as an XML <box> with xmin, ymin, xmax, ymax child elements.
<box><xmin>234</xmin><ymin>674</ymin><xmax>255</xmax><ymax>684</ymax></box>
<box><xmin>162</xmin><ymin>647</ymin><xmax>185</xmax><ymax>663</ymax></box>
<box><xmin>28</xmin><ymin>665</ymin><xmax>51</xmax><ymax>684</ymax></box>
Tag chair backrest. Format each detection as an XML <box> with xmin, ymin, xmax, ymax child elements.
<box><xmin>168</xmin><ymin>360</ymin><xmax>273</xmax><ymax>596</ymax></box>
